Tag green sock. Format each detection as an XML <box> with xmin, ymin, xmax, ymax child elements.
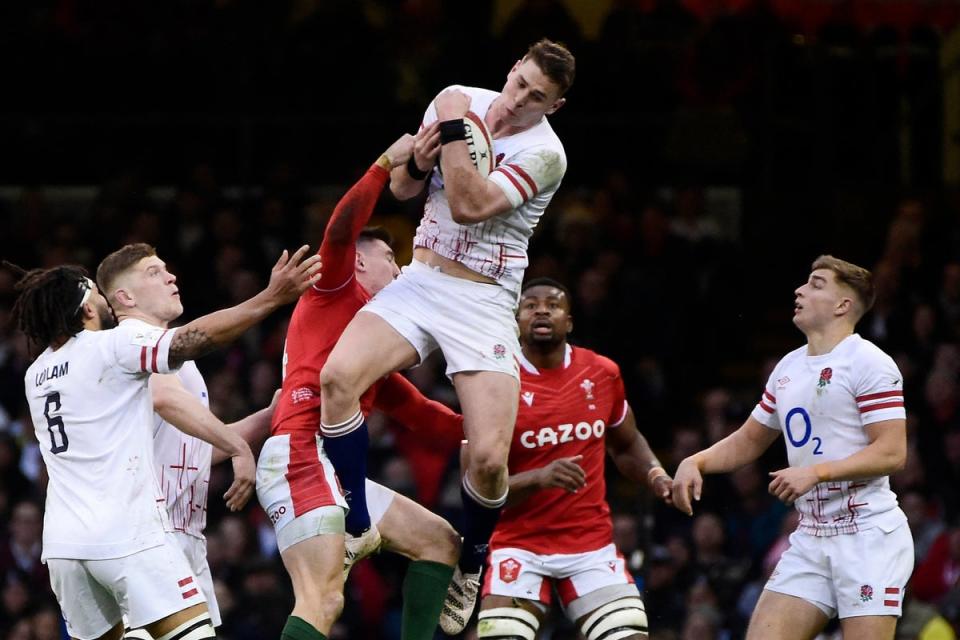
<box><xmin>401</xmin><ymin>560</ymin><xmax>456</xmax><ymax>640</ymax></box>
<box><xmin>281</xmin><ymin>615</ymin><xmax>326</xmax><ymax>640</ymax></box>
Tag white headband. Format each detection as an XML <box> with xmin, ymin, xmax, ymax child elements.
<box><xmin>75</xmin><ymin>277</ymin><xmax>94</xmax><ymax>312</ymax></box>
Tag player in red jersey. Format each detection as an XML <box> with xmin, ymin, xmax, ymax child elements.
<box><xmin>257</xmin><ymin>132</ymin><xmax>462</xmax><ymax>640</ymax></box>
<box><xmin>470</xmin><ymin>278</ymin><xmax>673</xmax><ymax>640</ymax></box>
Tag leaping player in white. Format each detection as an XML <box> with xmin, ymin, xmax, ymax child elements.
<box><xmin>12</xmin><ymin>248</ymin><xmax>319</xmax><ymax>640</ymax></box>
<box><xmin>95</xmin><ymin>243</ymin><xmax>277</xmax><ymax>638</ymax></box>
<box><xmin>673</xmin><ymin>255</ymin><xmax>913</xmax><ymax>640</ymax></box>
<box><xmin>318</xmin><ymin>39</ymin><xmax>575</xmax><ymax>633</ymax></box>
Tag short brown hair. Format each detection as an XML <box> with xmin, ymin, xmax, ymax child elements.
<box><xmin>357</xmin><ymin>226</ymin><xmax>393</xmax><ymax>248</ymax></box>
<box><xmin>811</xmin><ymin>255</ymin><xmax>876</xmax><ymax>320</ymax></box>
<box><xmin>524</xmin><ymin>39</ymin><xmax>575</xmax><ymax>96</ymax></box>
<box><xmin>96</xmin><ymin>243</ymin><xmax>157</xmax><ymax>297</ymax></box>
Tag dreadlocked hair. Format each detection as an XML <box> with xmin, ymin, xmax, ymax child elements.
<box><xmin>11</xmin><ymin>265</ymin><xmax>91</xmax><ymax>351</ymax></box>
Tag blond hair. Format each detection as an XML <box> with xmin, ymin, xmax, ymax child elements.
<box><xmin>96</xmin><ymin>243</ymin><xmax>157</xmax><ymax>298</ymax></box>
<box><xmin>811</xmin><ymin>255</ymin><xmax>876</xmax><ymax>321</ymax></box>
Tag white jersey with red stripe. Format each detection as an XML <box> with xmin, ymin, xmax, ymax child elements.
<box><xmin>152</xmin><ymin>361</ymin><xmax>212</xmax><ymax>540</ymax></box>
<box><xmin>24</xmin><ymin>318</ymin><xmax>178</xmax><ymax>560</ymax></box>
<box><xmin>413</xmin><ymin>85</ymin><xmax>566</xmax><ymax>297</ymax></box>
<box><xmin>751</xmin><ymin>333</ymin><xmax>907</xmax><ymax>536</ymax></box>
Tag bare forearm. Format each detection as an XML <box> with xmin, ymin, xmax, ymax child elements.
<box><xmin>211</xmin><ymin>406</ymin><xmax>272</xmax><ymax>464</ymax></box>
<box><xmin>695</xmin><ymin>425</ymin><xmax>775</xmax><ymax>474</ymax></box>
<box><xmin>155</xmin><ymin>394</ymin><xmax>249</xmax><ymax>458</ymax></box>
<box><xmin>611</xmin><ymin>433</ymin><xmax>663</xmax><ymax>486</ymax></box>
<box><xmin>440</xmin><ymin>142</ymin><xmax>492</xmax><ymax>224</ymax></box>
<box><xmin>390</xmin><ymin>165</ymin><xmax>425</xmax><ymax>200</ymax></box>
<box><xmin>813</xmin><ymin>442</ymin><xmax>905</xmax><ymax>482</ymax></box>
<box><xmin>505</xmin><ymin>469</ymin><xmax>543</xmax><ymax>507</ymax></box>
<box><xmin>169</xmin><ymin>291</ymin><xmax>275</xmax><ymax>366</ymax></box>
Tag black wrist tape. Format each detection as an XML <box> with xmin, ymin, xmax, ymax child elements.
<box><xmin>439</xmin><ymin>119</ymin><xmax>467</xmax><ymax>145</ymax></box>
<box><xmin>406</xmin><ymin>156</ymin><xmax>429</xmax><ymax>180</ymax></box>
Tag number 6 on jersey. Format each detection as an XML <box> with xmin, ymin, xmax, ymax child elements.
<box><xmin>44</xmin><ymin>392</ymin><xmax>69</xmax><ymax>454</ymax></box>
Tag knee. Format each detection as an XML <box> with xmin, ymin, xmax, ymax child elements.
<box><xmin>429</xmin><ymin>520</ymin><xmax>462</xmax><ymax>565</ymax></box>
<box><xmin>319</xmin><ymin>359</ymin><xmax>356</xmax><ymax>399</ymax></box>
<box><xmin>467</xmin><ymin>450</ymin><xmax>508</xmax><ymax>485</ymax></box>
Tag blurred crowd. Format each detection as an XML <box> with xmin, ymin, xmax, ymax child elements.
<box><xmin>2</xmin><ymin>0</ymin><xmax>960</xmax><ymax>639</ymax></box>
<box><xmin>2</xmin><ymin>178</ymin><xmax>960</xmax><ymax>640</ymax></box>
<box><xmin>2</xmin><ymin>0</ymin><xmax>955</xmax><ymax>187</ymax></box>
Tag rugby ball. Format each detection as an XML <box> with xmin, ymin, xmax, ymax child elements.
<box><xmin>462</xmin><ymin>111</ymin><xmax>495</xmax><ymax>178</ymax></box>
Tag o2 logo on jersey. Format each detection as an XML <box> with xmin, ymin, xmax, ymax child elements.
<box><xmin>519</xmin><ymin>420</ymin><xmax>605</xmax><ymax>449</ymax></box>
<box><xmin>785</xmin><ymin>407</ymin><xmax>823</xmax><ymax>455</ymax></box>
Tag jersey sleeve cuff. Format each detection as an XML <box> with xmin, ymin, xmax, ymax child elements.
<box><xmin>488</xmin><ymin>169</ymin><xmax>528</xmax><ymax>208</ymax></box>
<box><xmin>751</xmin><ymin>405</ymin><xmax>779</xmax><ymax>429</ymax></box>
<box><xmin>155</xmin><ymin>328</ymin><xmax>179</xmax><ymax>373</ymax></box>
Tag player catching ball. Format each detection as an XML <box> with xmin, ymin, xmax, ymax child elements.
<box><xmin>318</xmin><ymin>38</ymin><xmax>576</xmax><ymax>633</ymax></box>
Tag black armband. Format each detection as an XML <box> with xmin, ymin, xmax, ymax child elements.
<box><xmin>439</xmin><ymin>119</ymin><xmax>467</xmax><ymax>145</ymax></box>
<box><xmin>406</xmin><ymin>156</ymin><xmax>429</xmax><ymax>180</ymax></box>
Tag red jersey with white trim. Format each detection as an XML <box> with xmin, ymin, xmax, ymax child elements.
<box><xmin>491</xmin><ymin>345</ymin><xmax>628</xmax><ymax>554</ymax></box>
<box><xmin>24</xmin><ymin>319</ymin><xmax>178</xmax><ymax>560</ymax></box>
<box><xmin>152</xmin><ymin>361</ymin><xmax>211</xmax><ymax>540</ymax></box>
<box><xmin>413</xmin><ymin>85</ymin><xmax>566</xmax><ymax>297</ymax></box>
<box><xmin>751</xmin><ymin>333</ymin><xmax>907</xmax><ymax>536</ymax></box>
<box><xmin>272</xmin><ymin>164</ymin><xmax>463</xmax><ymax>441</ymax></box>
<box><xmin>272</xmin><ymin>164</ymin><xmax>390</xmax><ymax>436</ymax></box>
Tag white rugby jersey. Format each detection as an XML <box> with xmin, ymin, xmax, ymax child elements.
<box><xmin>413</xmin><ymin>85</ymin><xmax>567</xmax><ymax>296</ymax></box>
<box><xmin>751</xmin><ymin>333</ymin><xmax>907</xmax><ymax>536</ymax></box>
<box><xmin>23</xmin><ymin>318</ymin><xmax>179</xmax><ymax>560</ymax></box>
<box><xmin>153</xmin><ymin>361</ymin><xmax>212</xmax><ymax>540</ymax></box>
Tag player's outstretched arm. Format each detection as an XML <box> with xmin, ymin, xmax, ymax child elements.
<box><xmin>605</xmin><ymin>406</ymin><xmax>673</xmax><ymax>505</ymax></box>
<box><xmin>211</xmin><ymin>389</ymin><xmax>279</xmax><ymax>464</ymax></box>
<box><xmin>390</xmin><ymin>122</ymin><xmax>440</xmax><ymax>201</ymax></box>
<box><xmin>672</xmin><ymin>416</ymin><xmax>780</xmax><ymax>516</ymax></box>
<box><xmin>768</xmin><ymin>418</ymin><xmax>906</xmax><ymax>505</ymax></box>
<box><xmin>151</xmin><ymin>374</ymin><xmax>256</xmax><ymax>511</ymax></box>
<box><xmin>325</xmin><ymin>133</ymin><xmax>416</xmax><ymax>247</ymax></box>
<box><xmin>168</xmin><ymin>246</ymin><xmax>320</xmax><ymax>368</ymax></box>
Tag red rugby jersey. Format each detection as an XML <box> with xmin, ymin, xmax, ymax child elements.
<box><xmin>490</xmin><ymin>344</ymin><xmax>628</xmax><ymax>554</ymax></box>
<box><xmin>272</xmin><ymin>164</ymin><xmax>460</xmax><ymax>437</ymax></box>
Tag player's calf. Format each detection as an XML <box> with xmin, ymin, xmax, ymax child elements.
<box><xmin>459</xmin><ymin>473</ymin><xmax>507</xmax><ymax>574</ymax></box>
<box><xmin>319</xmin><ymin>409</ymin><xmax>372</xmax><ymax>535</ymax></box>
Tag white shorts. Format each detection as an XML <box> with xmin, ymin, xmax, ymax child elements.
<box><xmin>265</xmin><ymin>478</ymin><xmax>395</xmax><ymax>554</ymax></box>
<box><xmin>47</xmin><ymin>533</ymin><xmax>205</xmax><ymax>640</ymax></box>
<box><xmin>362</xmin><ymin>259</ymin><xmax>521</xmax><ymax>379</ymax></box>
<box><xmin>764</xmin><ymin>522</ymin><xmax>914</xmax><ymax>619</ymax></box>
<box><xmin>257</xmin><ymin>432</ymin><xmax>348</xmax><ymax>553</ymax></box>
<box><xmin>174</xmin><ymin>533</ymin><xmax>220</xmax><ymax>627</ymax></box>
<box><xmin>482</xmin><ymin>543</ymin><xmax>639</xmax><ymax>620</ymax></box>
